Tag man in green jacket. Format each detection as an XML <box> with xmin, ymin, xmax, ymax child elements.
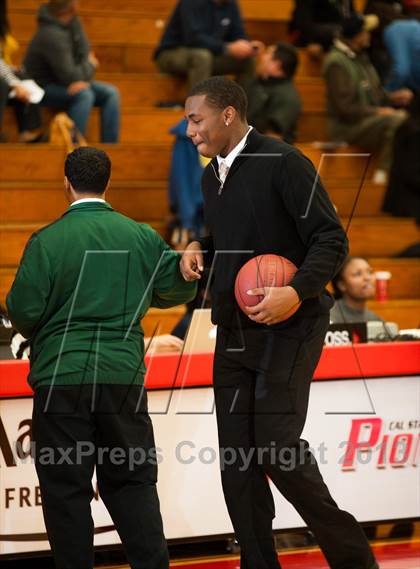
<box><xmin>6</xmin><ymin>147</ymin><xmax>196</xmax><ymax>569</ymax></box>
<box><xmin>323</xmin><ymin>13</ymin><xmax>408</xmax><ymax>184</ymax></box>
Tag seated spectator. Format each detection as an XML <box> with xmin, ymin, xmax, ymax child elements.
<box><xmin>24</xmin><ymin>0</ymin><xmax>120</xmax><ymax>143</ymax></box>
<box><xmin>364</xmin><ymin>0</ymin><xmax>405</xmax><ymax>79</ymax></box>
<box><xmin>323</xmin><ymin>13</ymin><xmax>408</xmax><ymax>184</ymax></box>
<box><xmin>383</xmin><ymin>93</ymin><xmax>420</xmax><ymax>222</ymax></box>
<box><xmin>289</xmin><ymin>0</ymin><xmax>356</xmax><ymax>57</ymax></box>
<box><xmin>168</xmin><ymin>118</ymin><xmax>206</xmax><ymax>249</ymax></box>
<box><xmin>154</xmin><ymin>0</ymin><xmax>259</xmax><ymax>91</ymax></box>
<box><xmin>0</xmin><ymin>0</ymin><xmax>43</xmax><ymax>142</ymax></box>
<box><xmin>330</xmin><ymin>256</ymin><xmax>383</xmax><ymax>323</ymax></box>
<box><xmin>246</xmin><ymin>42</ymin><xmax>301</xmax><ymax>144</ymax></box>
<box><xmin>384</xmin><ymin>18</ymin><xmax>420</xmax><ymax>92</ymax></box>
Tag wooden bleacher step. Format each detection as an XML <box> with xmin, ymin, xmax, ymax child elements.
<box><xmin>1</xmin><ymin>217</ymin><xmax>418</xmax><ymax>268</ymax></box>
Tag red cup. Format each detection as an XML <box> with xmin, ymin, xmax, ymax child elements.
<box><xmin>375</xmin><ymin>271</ymin><xmax>391</xmax><ymax>302</ymax></box>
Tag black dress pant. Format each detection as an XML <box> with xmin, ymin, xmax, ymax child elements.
<box><xmin>0</xmin><ymin>76</ymin><xmax>42</xmax><ymax>134</ymax></box>
<box><xmin>214</xmin><ymin>314</ymin><xmax>378</xmax><ymax>569</ymax></box>
<box><xmin>32</xmin><ymin>384</ymin><xmax>169</xmax><ymax>569</ymax></box>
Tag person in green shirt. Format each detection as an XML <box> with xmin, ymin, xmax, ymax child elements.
<box><xmin>6</xmin><ymin>146</ymin><xmax>196</xmax><ymax>569</ymax></box>
<box><xmin>246</xmin><ymin>42</ymin><xmax>302</xmax><ymax>144</ymax></box>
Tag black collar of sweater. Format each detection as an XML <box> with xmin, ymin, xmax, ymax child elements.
<box><xmin>209</xmin><ymin>128</ymin><xmax>293</xmax><ymax>180</ymax></box>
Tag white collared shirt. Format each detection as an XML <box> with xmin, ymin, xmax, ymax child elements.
<box><xmin>216</xmin><ymin>125</ymin><xmax>253</xmax><ymax>176</ymax></box>
<box><xmin>334</xmin><ymin>39</ymin><xmax>357</xmax><ymax>59</ymax></box>
<box><xmin>71</xmin><ymin>198</ymin><xmax>106</xmax><ymax>207</ymax></box>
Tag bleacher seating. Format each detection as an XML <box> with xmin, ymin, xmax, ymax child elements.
<box><xmin>1</xmin><ymin>0</ymin><xmax>418</xmax><ymax>332</ymax></box>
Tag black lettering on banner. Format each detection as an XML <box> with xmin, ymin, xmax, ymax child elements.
<box><xmin>19</xmin><ymin>487</ymin><xmax>31</xmax><ymax>507</ymax></box>
<box><xmin>35</xmin><ymin>485</ymin><xmax>42</xmax><ymax>506</ymax></box>
<box><xmin>0</xmin><ymin>417</ymin><xmax>16</xmax><ymax>467</ymax></box>
<box><xmin>16</xmin><ymin>419</ymin><xmax>33</xmax><ymax>459</ymax></box>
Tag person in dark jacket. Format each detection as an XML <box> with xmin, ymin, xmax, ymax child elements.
<box><xmin>363</xmin><ymin>0</ymin><xmax>405</xmax><ymax>79</ymax></box>
<box><xmin>383</xmin><ymin>92</ymin><xmax>420</xmax><ymax>222</ymax></box>
<box><xmin>246</xmin><ymin>42</ymin><xmax>301</xmax><ymax>144</ymax></box>
<box><xmin>180</xmin><ymin>77</ymin><xmax>378</xmax><ymax>569</ymax></box>
<box><xmin>24</xmin><ymin>0</ymin><xmax>120</xmax><ymax>142</ymax></box>
<box><xmin>6</xmin><ymin>146</ymin><xmax>196</xmax><ymax>569</ymax></box>
<box><xmin>154</xmin><ymin>0</ymin><xmax>258</xmax><ymax>89</ymax></box>
<box><xmin>289</xmin><ymin>0</ymin><xmax>355</xmax><ymax>55</ymax></box>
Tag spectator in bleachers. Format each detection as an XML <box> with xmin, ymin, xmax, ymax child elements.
<box><xmin>363</xmin><ymin>0</ymin><xmax>405</xmax><ymax>79</ymax></box>
<box><xmin>323</xmin><ymin>13</ymin><xmax>407</xmax><ymax>184</ymax></box>
<box><xmin>0</xmin><ymin>0</ymin><xmax>44</xmax><ymax>142</ymax></box>
<box><xmin>24</xmin><ymin>0</ymin><xmax>120</xmax><ymax>143</ymax></box>
<box><xmin>289</xmin><ymin>0</ymin><xmax>356</xmax><ymax>58</ymax></box>
<box><xmin>384</xmin><ymin>18</ymin><xmax>420</xmax><ymax>92</ymax></box>
<box><xmin>168</xmin><ymin>118</ymin><xmax>206</xmax><ymax>249</ymax></box>
<box><xmin>154</xmin><ymin>0</ymin><xmax>259</xmax><ymax>91</ymax></box>
<box><xmin>330</xmin><ymin>256</ymin><xmax>383</xmax><ymax>323</ymax></box>
<box><xmin>246</xmin><ymin>42</ymin><xmax>301</xmax><ymax>144</ymax></box>
<box><xmin>383</xmin><ymin>92</ymin><xmax>420</xmax><ymax>223</ymax></box>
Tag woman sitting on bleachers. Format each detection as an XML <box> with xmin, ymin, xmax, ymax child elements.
<box><xmin>0</xmin><ymin>0</ymin><xmax>44</xmax><ymax>142</ymax></box>
<box><xmin>330</xmin><ymin>256</ymin><xmax>383</xmax><ymax>323</ymax></box>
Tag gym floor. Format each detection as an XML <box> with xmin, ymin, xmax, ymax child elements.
<box><xmin>2</xmin><ymin>524</ymin><xmax>419</xmax><ymax>568</ymax></box>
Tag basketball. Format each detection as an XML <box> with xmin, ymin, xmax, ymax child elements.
<box><xmin>234</xmin><ymin>254</ymin><xmax>301</xmax><ymax>321</ymax></box>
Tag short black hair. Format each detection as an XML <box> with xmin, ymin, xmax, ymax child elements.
<box><xmin>65</xmin><ymin>147</ymin><xmax>111</xmax><ymax>194</ymax></box>
<box><xmin>188</xmin><ymin>76</ymin><xmax>248</xmax><ymax>120</ymax></box>
<box><xmin>272</xmin><ymin>42</ymin><xmax>299</xmax><ymax>79</ymax></box>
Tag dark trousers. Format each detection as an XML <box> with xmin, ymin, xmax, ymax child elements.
<box><xmin>0</xmin><ymin>76</ymin><xmax>42</xmax><ymax>133</ymax></box>
<box><xmin>213</xmin><ymin>314</ymin><xmax>378</xmax><ymax>569</ymax></box>
<box><xmin>156</xmin><ymin>48</ymin><xmax>256</xmax><ymax>90</ymax></box>
<box><xmin>42</xmin><ymin>81</ymin><xmax>120</xmax><ymax>142</ymax></box>
<box><xmin>32</xmin><ymin>384</ymin><xmax>169</xmax><ymax>569</ymax></box>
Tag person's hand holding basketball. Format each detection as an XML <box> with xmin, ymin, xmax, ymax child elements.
<box><xmin>245</xmin><ymin>285</ymin><xmax>300</xmax><ymax>325</ymax></box>
<box><xmin>180</xmin><ymin>241</ymin><xmax>204</xmax><ymax>281</ymax></box>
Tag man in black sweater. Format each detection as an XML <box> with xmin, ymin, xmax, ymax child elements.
<box><xmin>154</xmin><ymin>0</ymin><xmax>258</xmax><ymax>89</ymax></box>
<box><xmin>181</xmin><ymin>77</ymin><xmax>378</xmax><ymax>569</ymax></box>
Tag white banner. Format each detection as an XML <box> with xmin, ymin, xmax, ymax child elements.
<box><xmin>1</xmin><ymin>376</ymin><xmax>419</xmax><ymax>556</ymax></box>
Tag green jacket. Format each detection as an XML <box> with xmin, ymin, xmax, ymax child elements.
<box><xmin>246</xmin><ymin>77</ymin><xmax>302</xmax><ymax>144</ymax></box>
<box><xmin>323</xmin><ymin>42</ymin><xmax>385</xmax><ymax>131</ymax></box>
<box><xmin>6</xmin><ymin>201</ymin><xmax>197</xmax><ymax>389</ymax></box>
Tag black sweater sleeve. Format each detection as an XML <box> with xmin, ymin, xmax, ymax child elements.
<box><xmin>277</xmin><ymin>150</ymin><xmax>349</xmax><ymax>300</ymax></box>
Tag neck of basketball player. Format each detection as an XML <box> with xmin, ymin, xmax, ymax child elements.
<box><xmin>220</xmin><ymin>121</ymin><xmax>249</xmax><ymax>158</ymax></box>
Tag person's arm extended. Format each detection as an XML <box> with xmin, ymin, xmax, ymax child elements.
<box><xmin>150</xmin><ymin>230</ymin><xmax>197</xmax><ymax>308</ymax></box>
<box><xmin>6</xmin><ymin>234</ymin><xmax>52</xmax><ymax>339</ymax></box>
<box><xmin>383</xmin><ymin>23</ymin><xmax>411</xmax><ymax>92</ymax></box>
<box><xmin>325</xmin><ymin>63</ymin><xmax>377</xmax><ymax>121</ymax></box>
<box><xmin>277</xmin><ymin>150</ymin><xmax>349</xmax><ymax>301</ymax></box>
<box><xmin>225</xmin><ymin>0</ymin><xmax>248</xmax><ymax>42</ymax></box>
<box><xmin>0</xmin><ymin>57</ymin><xmax>21</xmax><ymax>86</ymax></box>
